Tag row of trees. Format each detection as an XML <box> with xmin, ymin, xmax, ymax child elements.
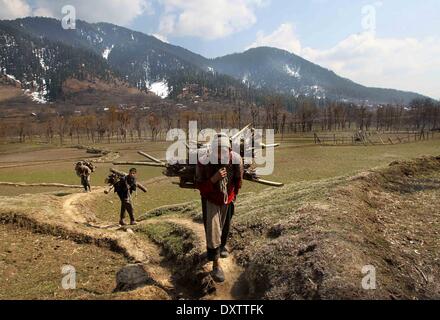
<box><xmin>1</xmin><ymin>97</ymin><xmax>439</xmax><ymax>144</ymax></box>
<box><xmin>228</xmin><ymin>97</ymin><xmax>440</xmax><ymax>134</ymax></box>
<box><xmin>271</xmin><ymin>97</ymin><xmax>440</xmax><ymax>134</ymax></box>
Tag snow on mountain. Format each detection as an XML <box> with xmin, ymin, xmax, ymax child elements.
<box><xmin>0</xmin><ymin>70</ymin><xmax>47</xmax><ymax>104</ymax></box>
<box><xmin>34</xmin><ymin>48</ymin><xmax>49</xmax><ymax>71</ymax></box>
<box><xmin>284</xmin><ymin>64</ymin><xmax>301</xmax><ymax>79</ymax></box>
<box><xmin>5</xmin><ymin>73</ymin><xmax>20</xmax><ymax>84</ymax></box>
<box><xmin>102</xmin><ymin>45</ymin><xmax>114</xmax><ymax>60</ymax></box>
<box><xmin>242</xmin><ymin>73</ymin><xmax>250</xmax><ymax>85</ymax></box>
<box><xmin>148</xmin><ymin>80</ymin><xmax>169</xmax><ymax>99</ymax></box>
<box><xmin>23</xmin><ymin>78</ymin><xmax>48</xmax><ymax>104</ymax></box>
<box><xmin>25</xmin><ymin>89</ymin><xmax>47</xmax><ymax>104</ymax></box>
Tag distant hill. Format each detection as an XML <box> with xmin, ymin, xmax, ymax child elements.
<box><xmin>210</xmin><ymin>47</ymin><xmax>426</xmax><ymax>104</ymax></box>
<box><xmin>0</xmin><ymin>17</ymin><xmax>428</xmax><ymax>105</ymax></box>
<box><xmin>0</xmin><ymin>19</ymin><xmax>118</xmax><ymax>103</ymax></box>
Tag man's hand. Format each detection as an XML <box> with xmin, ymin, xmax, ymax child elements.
<box><xmin>211</xmin><ymin>168</ymin><xmax>227</xmax><ymax>184</ymax></box>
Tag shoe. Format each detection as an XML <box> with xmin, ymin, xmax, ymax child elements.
<box><xmin>212</xmin><ymin>266</ymin><xmax>225</xmax><ymax>283</ymax></box>
<box><xmin>119</xmin><ymin>220</ymin><xmax>126</xmax><ymax>226</ymax></box>
<box><xmin>220</xmin><ymin>247</ymin><xmax>229</xmax><ymax>259</ymax></box>
<box><xmin>130</xmin><ymin>221</ymin><xmax>137</xmax><ymax>226</ymax></box>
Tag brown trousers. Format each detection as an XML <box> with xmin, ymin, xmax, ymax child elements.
<box><xmin>202</xmin><ymin>198</ymin><xmax>234</xmax><ymax>261</ymax></box>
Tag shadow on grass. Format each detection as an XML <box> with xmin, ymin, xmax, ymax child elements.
<box><xmin>54</xmin><ymin>192</ymin><xmax>73</xmax><ymax>197</ymax></box>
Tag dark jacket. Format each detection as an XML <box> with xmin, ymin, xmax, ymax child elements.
<box><xmin>115</xmin><ymin>175</ymin><xmax>137</xmax><ymax>200</ymax></box>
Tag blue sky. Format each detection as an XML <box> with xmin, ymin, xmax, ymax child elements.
<box><xmin>2</xmin><ymin>0</ymin><xmax>440</xmax><ymax>98</ymax></box>
<box><xmin>126</xmin><ymin>0</ymin><xmax>440</xmax><ymax>58</ymax></box>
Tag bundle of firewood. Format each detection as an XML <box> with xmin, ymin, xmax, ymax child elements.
<box><xmin>113</xmin><ymin>125</ymin><xmax>284</xmax><ymax>189</ymax></box>
<box><xmin>104</xmin><ymin>168</ymin><xmax>148</xmax><ymax>194</ymax></box>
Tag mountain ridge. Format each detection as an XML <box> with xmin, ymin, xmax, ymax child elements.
<box><xmin>0</xmin><ymin>17</ymin><xmax>428</xmax><ymax>105</ymax></box>
<box><xmin>210</xmin><ymin>46</ymin><xmax>426</xmax><ymax>104</ymax></box>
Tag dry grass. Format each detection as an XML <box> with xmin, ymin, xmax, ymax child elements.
<box><xmin>228</xmin><ymin>156</ymin><xmax>440</xmax><ymax>299</ymax></box>
<box><xmin>0</xmin><ymin>223</ymin><xmax>127</xmax><ymax>300</ymax></box>
<box><xmin>0</xmin><ymin>86</ymin><xmax>24</xmax><ymax>103</ymax></box>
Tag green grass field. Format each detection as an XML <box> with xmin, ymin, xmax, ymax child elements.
<box><xmin>1</xmin><ymin>134</ymin><xmax>439</xmax><ymax>220</ymax></box>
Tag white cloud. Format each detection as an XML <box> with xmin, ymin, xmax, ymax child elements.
<box><xmin>302</xmin><ymin>33</ymin><xmax>440</xmax><ymax>99</ymax></box>
<box><xmin>157</xmin><ymin>13</ymin><xmax>175</xmax><ymax>36</ymax></box>
<box><xmin>247</xmin><ymin>23</ymin><xmax>302</xmax><ymax>54</ymax></box>
<box><xmin>156</xmin><ymin>0</ymin><xmax>267</xmax><ymax>40</ymax></box>
<box><xmin>32</xmin><ymin>7</ymin><xmax>55</xmax><ymax>18</ymax></box>
<box><xmin>247</xmin><ymin>23</ymin><xmax>440</xmax><ymax>98</ymax></box>
<box><xmin>0</xmin><ymin>0</ymin><xmax>32</xmax><ymax>19</ymax></box>
<box><xmin>32</xmin><ymin>0</ymin><xmax>153</xmax><ymax>25</ymax></box>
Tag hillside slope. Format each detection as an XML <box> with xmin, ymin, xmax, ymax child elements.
<box><xmin>230</xmin><ymin>156</ymin><xmax>440</xmax><ymax>299</ymax></box>
<box><xmin>0</xmin><ymin>20</ymin><xmax>120</xmax><ymax>103</ymax></box>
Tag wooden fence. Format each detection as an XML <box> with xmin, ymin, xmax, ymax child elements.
<box><xmin>313</xmin><ymin>130</ymin><xmax>437</xmax><ymax>146</ymax></box>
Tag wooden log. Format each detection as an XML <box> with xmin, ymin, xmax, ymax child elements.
<box><xmin>104</xmin><ymin>185</ymin><xmax>114</xmax><ymax>194</ymax></box>
<box><xmin>169</xmin><ymin>176</ymin><xmax>284</xmax><ymax>188</ymax></box>
<box><xmin>113</xmin><ymin>161</ymin><xmax>166</xmax><ymax>168</ymax></box>
<box><xmin>232</xmin><ymin>124</ymin><xmax>252</xmax><ymax>140</ymax></box>
<box><xmin>0</xmin><ymin>182</ymin><xmax>82</xmax><ymax>188</ymax></box>
<box><xmin>245</xmin><ymin>177</ymin><xmax>284</xmax><ymax>187</ymax></box>
<box><xmin>136</xmin><ymin>184</ymin><xmax>148</xmax><ymax>193</ymax></box>
<box><xmin>137</xmin><ymin>151</ymin><xmax>164</xmax><ymax>164</ymax></box>
<box><xmin>260</xmin><ymin>143</ymin><xmax>280</xmax><ymax>149</ymax></box>
<box><xmin>110</xmin><ymin>168</ymin><xmax>127</xmax><ymax>176</ymax></box>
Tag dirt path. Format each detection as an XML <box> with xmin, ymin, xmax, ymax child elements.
<box><xmin>62</xmin><ymin>188</ymin><xmax>103</xmax><ymax>224</ymax></box>
<box><xmin>164</xmin><ymin>217</ymin><xmax>247</xmax><ymax>300</ymax></box>
<box><xmin>60</xmin><ymin>188</ymin><xmax>246</xmax><ymax>300</ymax></box>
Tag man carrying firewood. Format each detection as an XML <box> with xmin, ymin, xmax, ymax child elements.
<box><xmin>196</xmin><ymin>133</ymin><xmax>244</xmax><ymax>283</ymax></box>
<box><xmin>115</xmin><ymin>168</ymin><xmax>138</xmax><ymax>226</ymax></box>
<box><xmin>75</xmin><ymin>161</ymin><xmax>94</xmax><ymax>192</ymax></box>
